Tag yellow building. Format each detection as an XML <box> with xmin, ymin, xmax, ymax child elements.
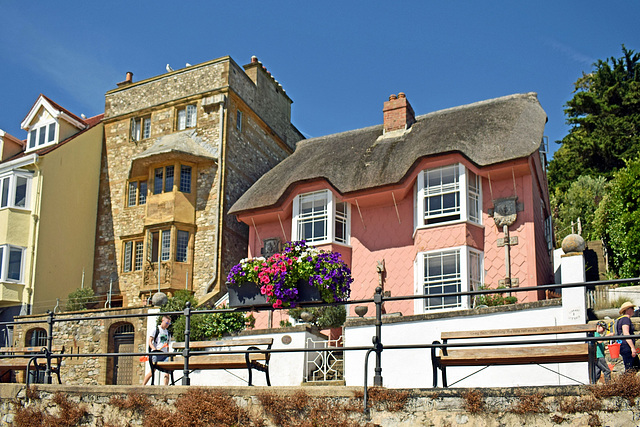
<box><xmin>0</xmin><ymin>95</ymin><xmax>103</xmax><ymax>345</ymax></box>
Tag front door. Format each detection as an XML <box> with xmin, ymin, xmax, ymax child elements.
<box><xmin>112</xmin><ymin>324</ymin><xmax>135</xmax><ymax>385</ymax></box>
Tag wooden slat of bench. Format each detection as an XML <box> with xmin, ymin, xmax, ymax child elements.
<box><xmin>156</xmin><ymin>354</ymin><xmax>267</xmax><ymax>371</ymax></box>
<box><xmin>172</xmin><ymin>338</ymin><xmax>273</xmax><ymax>350</ymax></box>
<box><xmin>441</xmin><ymin>324</ymin><xmax>596</xmax><ymax>340</ymax></box>
<box><xmin>440</xmin><ymin>343</ymin><xmax>590</xmax><ymax>366</ymax></box>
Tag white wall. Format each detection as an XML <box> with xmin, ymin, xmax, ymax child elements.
<box><xmin>609</xmin><ymin>285</ymin><xmax>640</xmax><ymax>306</ymax></box>
<box><xmin>344</xmin><ymin>304</ymin><xmax>590</xmax><ymax>388</ymax></box>
<box><xmin>145</xmin><ymin>310</ymin><xmax>327</xmax><ymax>387</ymax></box>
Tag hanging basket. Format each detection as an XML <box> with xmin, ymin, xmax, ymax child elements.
<box><xmin>297</xmin><ymin>279</ymin><xmax>322</xmax><ymax>303</ymax></box>
<box><xmin>608</xmin><ymin>342</ymin><xmax>621</xmax><ymax>359</ymax></box>
<box><xmin>227</xmin><ymin>282</ymin><xmax>268</xmax><ymax>307</ymax></box>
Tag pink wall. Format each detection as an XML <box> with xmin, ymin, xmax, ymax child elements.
<box><xmin>236</xmin><ymin>152</ymin><xmax>553</xmax><ymax>325</ymax></box>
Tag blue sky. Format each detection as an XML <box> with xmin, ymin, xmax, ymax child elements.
<box><xmin>0</xmin><ymin>1</ymin><xmax>638</xmax><ymax>158</ymax></box>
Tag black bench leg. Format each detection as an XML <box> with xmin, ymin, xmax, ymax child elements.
<box><xmin>431</xmin><ymin>341</ymin><xmax>440</xmax><ymax>388</ymax></box>
<box><xmin>265</xmin><ymin>366</ymin><xmax>271</xmax><ymax>386</ymax></box>
<box><xmin>247</xmin><ymin>365</ymin><xmax>253</xmax><ymax>386</ymax></box>
<box><xmin>442</xmin><ymin>367</ymin><xmax>448</xmax><ymax>388</ymax></box>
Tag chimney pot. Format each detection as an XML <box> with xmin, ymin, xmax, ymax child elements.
<box><xmin>125</xmin><ymin>71</ymin><xmax>133</xmax><ymax>83</ymax></box>
<box><xmin>389</xmin><ymin>94</ymin><xmax>397</xmax><ymax>101</ymax></box>
<box><xmin>398</xmin><ymin>92</ymin><xmax>406</xmax><ymax>99</ymax></box>
<box><xmin>251</xmin><ymin>56</ymin><xmax>258</xmax><ymax>63</ymax></box>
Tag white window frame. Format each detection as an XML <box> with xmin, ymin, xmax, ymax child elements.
<box><xmin>0</xmin><ymin>171</ymin><xmax>32</xmax><ymax>210</ymax></box>
<box><xmin>26</xmin><ymin>121</ymin><xmax>57</xmax><ymax>152</ymax></box>
<box><xmin>291</xmin><ymin>189</ymin><xmax>350</xmax><ymax>245</ymax></box>
<box><xmin>177</xmin><ymin>105</ymin><xmax>197</xmax><ymax>131</ymax></box>
<box><xmin>415</xmin><ymin>163</ymin><xmax>482</xmax><ymax>229</ymax></box>
<box><xmin>414</xmin><ymin>246</ymin><xmax>483</xmax><ymax>314</ymax></box>
<box><xmin>0</xmin><ymin>244</ymin><xmax>25</xmax><ymax>283</ymax></box>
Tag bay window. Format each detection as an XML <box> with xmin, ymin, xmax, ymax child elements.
<box><xmin>292</xmin><ymin>190</ymin><xmax>350</xmax><ymax>245</ymax></box>
<box><xmin>416</xmin><ymin>164</ymin><xmax>482</xmax><ymax>227</ymax></box>
<box><xmin>0</xmin><ymin>171</ymin><xmax>31</xmax><ymax>210</ymax></box>
<box><xmin>0</xmin><ymin>244</ymin><xmax>25</xmax><ymax>282</ymax></box>
<box><xmin>415</xmin><ymin>246</ymin><xmax>483</xmax><ymax>312</ymax></box>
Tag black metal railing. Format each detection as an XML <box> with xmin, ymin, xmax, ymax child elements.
<box><xmin>1</xmin><ymin>276</ymin><xmax>640</xmax><ymax>413</ymax></box>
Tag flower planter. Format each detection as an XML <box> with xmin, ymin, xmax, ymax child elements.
<box><xmin>297</xmin><ymin>279</ymin><xmax>321</xmax><ymax>303</ymax></box>
<box><xmin>227</xmin><ymin>282</ymin><xmax>268</xmax><ymax>307</ymax></box>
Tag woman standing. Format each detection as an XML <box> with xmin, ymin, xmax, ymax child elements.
<box><xmin>617</xmin><ymin>301</ymin><xmax>640</xmax><ymax>372</ymax></box>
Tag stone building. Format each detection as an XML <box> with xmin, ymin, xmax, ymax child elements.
<box><xmin>94</xmin><ymin>56</ymin><xmax>302</xmax><ymax>307</ymax></box>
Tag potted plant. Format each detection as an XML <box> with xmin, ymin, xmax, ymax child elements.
<box><xmin>226</xmin><ymin>241</ymin><xmax>352</xmax><ymax>308</ymax></box>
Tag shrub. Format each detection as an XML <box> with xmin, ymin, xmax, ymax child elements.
<box><xmin>65</xmin><ymin>287</ymin><xmax>95</xmax><ymax>311</ymax></box>
<box><xmin>288</xmin><ymin>305</ymin><xmax>347</xmax><ymax>328</ymax></box>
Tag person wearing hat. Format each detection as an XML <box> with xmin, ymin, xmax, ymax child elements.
<box><xmin>593</xmin><ymin>321</ymin><xmax>612</xmax><ymax>383</ymax></box>
<box><xmin>616</xmin><ymin>301</ymin><xmax>640</xmax><ymax>372</ymax></box>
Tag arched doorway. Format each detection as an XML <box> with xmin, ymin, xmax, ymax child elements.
<box><xmin>109</xmin><ymin>323</ymin><xmax>135</xmax><ymax>385</ymax></box>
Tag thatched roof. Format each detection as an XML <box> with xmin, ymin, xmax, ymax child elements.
<box><xmin>229</xmin><ymin>92</ymin><xmax>547</xmax><ymax>214</ymax></box>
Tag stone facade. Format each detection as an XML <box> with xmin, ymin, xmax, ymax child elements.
<box><xmin>10</xmin><ymin>307</ymin><xmax>148</xmax><ymax>385</ymax></box>
<box><xmin>94</xmin><ymin>56</ymin><xmax>302</xmax><ymax>306</ymax></box>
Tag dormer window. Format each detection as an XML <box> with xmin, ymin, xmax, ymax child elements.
<box><xmin>292</xmin><ymin>190</ymin><xmax>350</xmax><ymax>245</ymax></box>
<box><xmin>177</xmin><ymin>105</ymin><xmax>197</xmax><ymax>130</ymax></box>
<box><xmin>415</xmin><ymin>163</ymin><xmax>482</xmax><ymax>228</ymax></box>
<box><xmin>27</xmin><ymin>122</ymin><xmax>56</xmax><ymax>150</ymax></box>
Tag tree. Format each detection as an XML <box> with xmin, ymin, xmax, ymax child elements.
<box><xmin>551</xmin><ymin>175</ymin><xmax>607</xmax><ymax>243</ymax></box>
<box><xmin>594</xmin><ymin>158</ymin><xmax>640</xmax><ymax>278</ymax></box>
<box><xmin>548</xmin><ymin>45</ymin><xmax>640</xmax><ymax>195</ymax></box>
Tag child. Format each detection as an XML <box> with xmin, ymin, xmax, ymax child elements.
<box><xmin>594</xmin><ymin>321</ymin><xmax>612</xmax><ymax>383</ymax></box>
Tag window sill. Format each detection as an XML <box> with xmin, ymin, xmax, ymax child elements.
<box><xmin>413</xmin><ymin>219</ymin><xmax>483</xmax><ymax>238</ymax></box>
<box><xmin>0</xmin><ymin>206</ymin><xmax>32</xmax><ymax>212</ymax></box>
<box><xmin>298</xmin><ymin>239</ymin><xmax>352</xmax><ymax>249</ymax></box>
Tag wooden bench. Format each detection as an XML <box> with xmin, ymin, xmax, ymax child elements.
<box><xmin>0</xmin><ymin>346</ymin><xmax>65</xmax><ymax>385</ymax></box>
<box><xmin>152</xmin><ymin>338</ymin><xmax>273</xmax><ymax>386</ymax></box>
<box><xmin>431</xmin><ymin>324</ymin><xmax>596</xmax><ymax>387</ymax></box>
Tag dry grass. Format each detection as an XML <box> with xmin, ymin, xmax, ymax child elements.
<box><xmin>143</xmin><ymin>388</ymin><xmax>257</xmax><ymax>427</ymax></box>
<box><xmin>462</xmin><ymin>389</ymin><xmax>485</xmax><ymax>413</ymax></box>
<box><xmin>13</xmin><ymin>392</ymin><xmax>87</xmax><ymax>427</ymax></box>
<box><xmin>590</xmin><ymin>371</ymin><xmax>640</xmax><ymax>406</ymax></box>
<box><xmin>258</xmin><ymin>390</ymin><xmax>367</xmax><ymax>427</ymax></box>
<box><xmin>511</xmin><ymin>392</ymin><xmax>549</xmax><ymax>414</ymax></box>
<box><xmin>558</xmin><ymin>395</ymin><xmax>602</xmax><ymax>414</ymax></box>
<box><xmin>109</xmin><ymin>392</ymin><xmax>152</xmax><ymax>412</ymax></box>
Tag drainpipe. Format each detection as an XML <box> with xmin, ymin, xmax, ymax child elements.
<box><xmin>27</xmin><ymin>156</ymin><xmax>42</xmax><ymax>314</ymax></box>
<box><xmin>206</xmin><ymin>98</ymin><xmax>227</xmax><ymax>296</ymax></box>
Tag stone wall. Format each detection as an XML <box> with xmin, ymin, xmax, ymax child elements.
<box><xmin>2</xmin><ymin>384</ymin><xmax>639</xmax><ymax>426</ymax></box>
<box><xmin>10</xmin><ymin>307</ymin><xmax>149</xmax><ymax>386</ymax></box>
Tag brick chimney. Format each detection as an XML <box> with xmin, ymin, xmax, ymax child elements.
<box><xmin>383</xmin><ymin>92</ymin><xmax>415</xmax><ymax>133</ymax></box>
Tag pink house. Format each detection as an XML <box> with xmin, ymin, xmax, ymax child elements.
<box><xmin>229</xmin><ymin>93</ymin><xmax>553</xmax><ymax>325</ymax></box>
